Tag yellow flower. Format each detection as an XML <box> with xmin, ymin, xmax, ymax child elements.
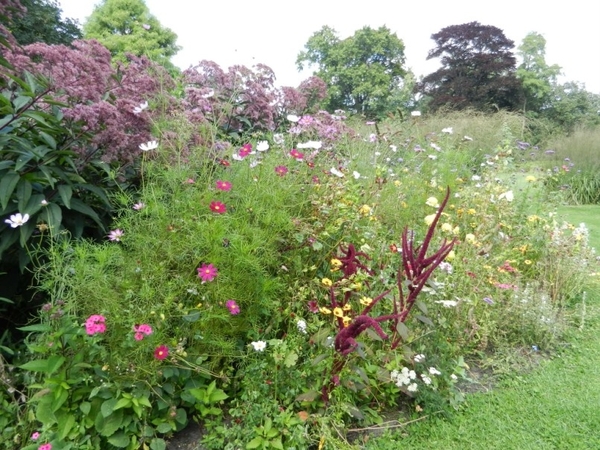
<box><xmin>359</xmin><ymin>204</ymin><xmax>372</xmax><ymax>216</ymax></box>
<box><xmin>467</xmin><ymin>208</ymin><xmax>476</xmax><ymax>215</ymax></box>
<box><xmin>319</xmin><ymin>307</ymin><xmax>331</xmax><ymax>315</ymax></box>
<box><xmin>524</xmin><ymin>260</ymin><xmax>532</xmax><ymax>265</ymax></box>
<box><xmin>525</xmin><ymin>175</ymin><xmax>536</xmax><ymax>182</ymax></box>
<box><xmin>394</xmin><ymin>180</ymin><xmax>401</xmax><ymax>187</ymax></box>
<box><xmin>342</xmin><ymin>303</ymin><xmax>352</xmax><ymax>311</ymax></box>
<box><xmin>452</xmin><ymin>226</ymin><xmax>460</xmax><ymax>235</ymax></box>
<box><xmin>360</xmin><ymin>296</ymin><xmax>373</xmax><ymax>306</ymax></box>
<box><xmin>401</xmin><ymin>201</ymin><xmax>408</xmax><ymax>208</ymax></box>
<box><xmin>519</xmin><ymin>244</ymin><xmax>528</xmax><ymax>254</ymax></box>
<box><xmin>441</xmin><ymin>223</ymin><xmax>453</xmax><ymax>232</ymax></box>
<box><xmin>333</xmin><ymin>307</ymin><xmax>344</xmax><ymax>318</ymax></box>
<box><xmin>350</xmin><ymin>282</ymin><xmax>362</xmax><ymax>291</ymax></box>
<box><xmin>330</xmin><ymin>258</ymin><xmax>342</xmax><ymax>271</ymax></box>
<box><xmin>342</xmin><ymin>316</ymin><xmax>352</xmax><ymax>326</ymax></box>
<box><xmin>465</xmin><ymin>233</ymin><xmax>476</xmax><ymax>243</ymax></box>
<box><xmin>321</xmin><ymin>278</ymin><xmax>333</xmax><ymax>287</ymax></box>
<box><xmin>424</xmin><ymin>214</ymin><xmax>437</xmax><ymax>226</ymax></box>
<box><xmin>426</xmin><ymin>197</ymin><xmax>440</xmax><ymax>208</ymax></box>
<box><xmin>445</xmin><ymin>250</ymin><xmax>455</xmax><ymax>261</ymax></box>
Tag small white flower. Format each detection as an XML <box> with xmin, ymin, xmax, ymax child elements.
<box><xmin>352</xmin><ymin>171</ymin><xmax>361</xmax><ymax>179</ymax></box>
<box><xmin>133</xmin><ymin>101</ymin><xmax>149</xmax><ymax>114</ymax></box>
<box><xmin>498</xmin><ymin>190</ymin><xmax>514</xmax><ymax>202</ymax></box>
<box><xmin>428</xmin><ymin>154</ymin><xmax>437</xmax><ymax>160</ymax></box>
<box><xmin>139</xmin><ymin>140</ymin><xmax>158</xmax><ymax>151</ymax></box>
<box><xmin>256</xmin><ymin>140</ymin><xmax>269</xmax><ymax>151</ymax></box>
<box><xmin>421</xmin><ymin>375</ymin><xmax>432</xmax><ymax>385</ymax></box>
<box><xmin>297</xmin><ymin>140</ymin><xmax>322</xmax><ymax>149</ymax></box>
<box><xmin>390</xmin><ymin>145</ymin><xmax>397</xmax><ymax>152</ymax></box>
<box><xmin>439</xmin><ymin>262</ymin><xmax>453</xmax><ymax>274</ymax></box>
<box><xmin>464</xmin><ymin>135</ymin><xmax>473</xmax><ymax>141</ymax></box>
<box><xmin>296</xmin><ymin>319</ymin><xmax>307</xmax><ymax>334</ymax></box>
<box><xmin>324</xmin><ymin>336</ymin><xmax>334</xmax><ymax>348</ymax></box>
<box><xmin>414</xmin><ymin>354</ymin><xmax>426</xmax><ymax>363</ymax></box>
<box><xmin>407</xmin><ymin>383</ymin><xmax>418</xmax><ymax>392</ymax></box>
<box><xmin>429</xmin><ymin>367</ymin><xmax>441</xmax><ymax>376</ymax></box>
<box><xmin>287</xmin><ymin>114</ymin><xmax>299</xmax><ymax>122</ymax></box>
<box><xmin>4</xmin><ymin>213</ymin><xmax>30</xmax><ymax>228</ymax></box>
<box><xmin>411</xmin><ymin>111</ymin><xmax>421</xmax><ymax>117</ymax></box>
<box><xmin>202</xmin><ymin>88</ymin><xmax>215</xmax><ymax>99</ymax></box>
<box><xmin>250</xmin><ymin>341</ymin><xmax>267</xmax><ymax>352</ymax></box>
<box><xmin>273</xmin><ymin>134</ymin><xmax>285</xmax><ymax>145</ymax></box>
<box><xmin>471</xmin><ymin>175</ymin><xmax>481</xmax><ymax>181</ymax></box>
<box><xmin>232</xmin><ymin>153</ymin><xmax>244</xmax><ymax>161</ymax></box>
<box><xmin>425</xmin><ymin>197</ymin><xmax>439</xmax><ymax>208</ymax></box>
<box><xmin>435</xmin><ymin>300</ymin><xmax>458</xmax><ymax>308</ymax></box>
<box><xmin>142</xmin><ymin>24</ymin><xmax>151</xmax><ymax>30</ymax></box>
<box><xmin>133</xmin><ymin>202</ymin><xmax>145</xmax><ymax>210</ymax></box>
<box><xmin>442</xmin><ymin>127</ymin><xmax>453</xmax><ymax>134</ymax></box>
<box><xmin>430</xmin><ymin>143</ymin><xmax>441</xmax><ymax>151</ymax></box>
<box><xmin>249</xmin><ymin>160</ymin><xmax>261</xmax><ymax>168</ymax></box>
<box><xmin>330</xmin><ymin>167</ymin><xmax>344</xmax><ymax>178</ymax></box>
<box><xmin>451</xmin><ymin>374</ymin><xmax>458</xmax><ymax>381</ymax></box>
<box><xmin>40</xmin><ymin>199</ymin><xmax>48</xmax><ymax>206</ymax></box>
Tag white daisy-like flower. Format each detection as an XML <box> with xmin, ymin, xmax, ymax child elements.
<box><xmin>414</xmin><ymin>354</ymin><xmax>426</xmax><ymax>363</ymax></box>
<box><xmin>41</xmin><ymin>199</ymin><xmax>48</xmax><ymax>206</ymax></box>
<box><xmin>390</xmin><ymin>145</ymin><xmax>397</xmax><ymax>152</ymax></box>
<box><xmin>133</xmin><ymin>101</ymin><xmax>149</xmax><ymax>114</ymax></box>
<box><xmin>297</xmin><ymin>140</ymin><xmax>322</xmax><ymax>150</ymax></box>
<box><xmin>286</xmin><ymin>114</ymin><xmax>300</xmax><ymax>122</ymax></box>
<box><xmin>330</xmin><ymin>167</ymin><xmax>344</xmax><ymax>178</ymax></box>
<box><xmin>421</xmin><ymin>375</ymin><xmax>432</xmax><ymax>385</ymax></box>
<box><xmin>428</xmin><ymin>154</ymin><xmax>437</xmax><ymax>160</ymax></box>
<box><xmin>296</xmin><ymin>319</ymin><xmax>307</xmax><ymax>334</ymax></box>
<box><xmin>273</xmin><ymin>134</ymin><xmax>285</xmax><ymax>145</ymax></box>
<box><xmin>352</xmin><ymin>171</ymin><xmax>361</xmax><ymax>179</ymax></box>
<box><xmin>139</xmin><ymin>140</ymin><xmax>158</xmax><ymax>151</ymax></box>
<box><xmin>4</xmin><ymin>213</ymin><xmax>30</xmax><ymax>228</ymax></box>
<box><xmin>429</xmin><ymin>367</ymin><xmax>442</xmax><ymax>376</ymax></box>
<box><xmin>256</xmin><ymin>140</ymin><xmax>269</xmax><ymax>151</ymax></box>
<box><xmin>464</xmin><ymin>135</ymin><xmax>473</xmax><ymax>141</ymax></box>
<box><xmin>425</xmin><ymin>197</ymin><xmax>439</xmax><ymax>208</ymax></box>
<box><xmin>498</xmin><ymin>190</ymin><xmax>514</xmax><ymax>202</ymax></box>
<box><xmin>442</xmin><ymin>127</ymin><xmax>453</xmax><ymax>134</ymax></box>
<box><xmin>471</xmin><ymin>175</ymin><xmax>481</xmax><ymax>181</ymax></box>
<box><xmin>435</xmin><ymin>300</ymin><xmax>458</xmax><ymax>308</ymax></box>
<box><xmin>407</xmin><ymin>383</ymin><xmax>418</xmax><ymax>392</ymax></box>
<box><xmin>250</xmin><ymin>341</ymin><xmax>267</xmax><ymax>352</ymax></box>
<box><xmin>411</xmin><ymin>111</ymin><xmax>421</xmax><ymax>117</ymax></box>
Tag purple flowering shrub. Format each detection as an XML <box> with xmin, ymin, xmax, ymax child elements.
<box><xmin>5</xmin><ymin>39</ymin><xmax>173</xmax><ymax>166</ymax></box>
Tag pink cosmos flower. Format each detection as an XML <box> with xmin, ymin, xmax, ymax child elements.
<box><xmin>198</xmin><ymin>263</ymin><xmax>218</xmax><ymax>282</ymax></box>
<box><xmin>108</xmin><ymin>229</ymin><xmax>124</xmax><ymax>241</ymax></box>
<box><xmin>85</xmin><ymin>315</ymin><xmax>106</xmax><ymax>335</ymax></box>
<box><xmin>134</xmin><ymin>332</ymin><xmax>144</xmax><ymax>341</ymax></box>
<box><xmin>209</xmin><ymin>201</ymin><xmax>226</xmax><ymax>214</ymax></box>
<box><xmin>226</xmin><ymin>300</ymin><xmax>240</xmax><ymax>315</ymax></box>
<box><xmin>133</xmin><ymin>202</ymin><xmax>145</xmax><ymax>210</ymax></box>
<box><xmin>216</xmin><ymin>180</ymin><xmax>232</xmax><ymax>191</ymax></box>
<box><xmin>38</xmin><ymin>444</ymin><xmax>52</xmax><ymax>450</ymax></box>
<box><xmin>154</xmin><ymin>345</ymin><xmax>169</xmax><ymax>360</ymax></box>
<box><xmin>133</xmin><ymin>324</ymin><xmax>153</xmax><ymax>341</ymax></box>
<box><xmin>274</xmin><ymin>166</ymin><xmax>288</xmax><ymax>177</ymax></box>
<box><xmin>185</xmin><ymin>178</ymin><xmax>195</xmax><ymax>184</ymax></box>
<box><xmin>289</xmin><ymin>149</ymin><xmax>304</xmax><ymax>160</ymax></box>
<box><xmin>31</xmin><ymin>432</ymin><xmax>40</xmax><ymax>441</ymax></box>
<box><xmin>239</xmin><ymin>143</ymin><xmax>252</xmax><ymax>158</ymax></box>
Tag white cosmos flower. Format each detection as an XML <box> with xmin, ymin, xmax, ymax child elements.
<box><xmin>471</xmin><ymin>175</ymin><xmax>481</xmax><ymax>181</ymax></box>
<box><xmin>139</xmin><ymin>140</ymin><xmax>158</xmax><ymax>151</ymax></box>
<box><xmin>250</xmin><ymin>341</ymin><xmax>267</xmax><ymax>352</ymax></box>
<box><xmin>428</xmin><ymin>154</ymin><xmax>437</xmax><ymax>160</ymax></box>
<box><xmin>297</xmin><ymin>140</ymin><xmax>322</xmax><ymax>149</ymax></box>
<box><xmin>435</xmin><ymin>300</ymin><xmax>458</xmax><ymax>308</ymax></box>
<box><xmin>286</xmin><ymin>114</ymin><xmax>299</xmax><ymax>122</ymax></box>
<box><xmin>411</xmin><ymin>111</ymin><xmax>421</xmax><ymax>117</ymax></box>
<box><xmin>133</xmin><ymin>101</ymin><xmax>148</xmax><ymax>114</ymax></box>
<box><xmin>4</xmin><ymin>213</ymin><xmax>30</xmax><ymax>228</ymax></box>
<box><xmin>352</xmin><ymin>171</ymin><xmax>361</xmax><ymax>179</ymax></box>
<box><xmin>442</xmin><ymin>127</ymin><xmax>453</xmax><ymax>134</ymax></box>
<box><xmin>330</xmin><ymin>167</ymin><xmax>344</xmax><ymax>178</ymax></box>
<box><xmin>498</xmin><ymin>190</ymin><xmax>514</xmax><ymax>202</ymax></box>
<box><xmin>256</xmin><ymin>140</ymin><xmax>269</xmax><ymax>151</ymax></box>
<box><xmin>430</xmin><ymin>143</ymin><xmax>441</xmax><ymax>151</ymax></box>
<box><xmin>464</xmin><ymin>135</ymin><xmax>473</xmax><ymax>141</ymax></box>
<box><xmin>390</xmin><ymin>145</ymin><xmax>397</xmax><ymax>152</ymax></box>
<box><xmin>273</xmin><ymin>133</ymin><xmax>285</xmax><ymax>145</ymax></box>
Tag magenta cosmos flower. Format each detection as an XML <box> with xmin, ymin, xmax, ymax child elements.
<box><xmin>215</xmin><ymin>180</ymin><xmax>232</xmax><ymax>191</ymax></box>
<box><xmin>197</xmin><ymin>263</ymin><xmax>218</xmax><ymax>282</ymax></box>
<box><xmin>226</xmin><ymin>300</ymin><xmax>240</xmax><ymax>315</ymax></box>
<box><xmin>85</xmin><ymin>314</ymin><xmax>106</xmax><ymax>335</ymax></box>
<box><xmin>289</xmin><ymin>149</ymin><xmax>304</xmax><ymax>160</ymax></box>
<box><xmin>38</xmin><ymin>444</ymin><xmax>52</xmax><ymax>450</ymax></box>
<box><xmin>154</xmin><ymin>345</ymin><xmax>169</xmax><ymax>360</ymax></box>
<box><xmin>209</xmin><ymin>201</ymin><xmax>226</xmax><ymax>214</ymax></box>
<box><xmin>274</xmin><ymin>165</ymin><xmax>288</xmax><ymax>177</ymax></box>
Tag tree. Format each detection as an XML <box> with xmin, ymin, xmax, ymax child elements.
<box><xmin>417</xmin><ymin>22</ymin><xmax>522</xmax><ymax>112</ymax></box>
<box><xmin>545</xmin><ymin>81</ymin><xmax>600</xmax><ymax>131</ymax></box>
<box><xmin>297</xmin><ymin>25</ymin><xmax>407</xmax><ymax>117</ymax></box>
<box><xmin>1</xmin><ymin>0</ymin><xmax>82</xmax><ymax>46</ymax></box>
<box><xmin>83</xmin><ymin>0</ymin><xmax>180</xmax><ymax>70</ymax></box>
<box><xmin>516</xmin><ymin>32</ymin><xmax>561</xmax><ymax>114</ymax></box>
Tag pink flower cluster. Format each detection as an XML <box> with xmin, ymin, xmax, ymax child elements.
<box><xmin>85</xmin><ymin>315</ymin><xmax>106</xmax><ymax>335</ymax></box>
<box><xmin>134</xmin><ymin>324</ymin><xmax>153</xmax><ymax>341</ymax></box>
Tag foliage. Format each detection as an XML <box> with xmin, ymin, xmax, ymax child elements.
<box><xmin>83</xmin><ymin>0</ymin><xmax>180</xmax><ymax>71</ymax></box>
<box><xmin>1</xmin><ymin>0</ymin><xmax>82</xmax><ymax>46</ymax></box>
<box><xmin>297</xmin><ymin>26</ymin><xmax>408</xmax><ymax>118</ymax></box>
<box><xmin>544</xmin><ymin>82</ymin><xmax>600</xmax><ymax>132</ymax></box>
<box><xmin>418</xmin><ymin>22</ymin><xmax>522</xmax><ymax>112</ymax></box>
<box><xmin>516</xmin><ymin>32</ymin><xmax>561</xmax><ymax>115</ymax></box>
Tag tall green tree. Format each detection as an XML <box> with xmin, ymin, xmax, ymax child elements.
<box><xmin>516</xmin><ymin>32</ymin><xmax>561</xmax><ymax>115</ymax></box>
<box><xmin>418</xmin><ymin>22</ymin><xmax>522</xmax><ymax>112</ymax></box>
<box><xmin>83</xmin><ymin>0</ymin><xmax>180</xmax><ymax>69</ymax></box>
<box><xmin>0</xmin><ymin>0</ymin><xmax>82</xmax><ymax>46</ymax></box>
<box><xmin>296</xmin><ymin>25</ymin><xmax>408</xmax><ymax>117</ymax></box>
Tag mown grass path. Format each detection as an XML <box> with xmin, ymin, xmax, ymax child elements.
<box><xmin>367</xmin><ymin>206</ymin><xmax>600</xmax><ymax>450</ymax></box>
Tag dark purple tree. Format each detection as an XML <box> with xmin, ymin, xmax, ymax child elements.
<box><xmin>417</xmin><ymin>22</ymin><xmax>522</xmax><ymax>111</ymax></box>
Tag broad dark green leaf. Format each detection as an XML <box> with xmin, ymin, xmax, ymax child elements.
<box><xmin>57</xmin><ymin>184</ymin><xmax>72</xmax><ymax>209</ymax></box>
<box><xmin>0</xmin><ymin>171</ymin><xmax>19</xmax><ymax>210</ymax></box>
<box><xmin>16</xmin><ymin>180</ymin><xmax>32</xmax><ymax>212</ymax></box>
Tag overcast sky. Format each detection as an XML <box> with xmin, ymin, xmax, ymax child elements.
<box><xmin>58</xmin><ymin>0</ymin><xmax>600</xmax><ymax>94</ymax></box>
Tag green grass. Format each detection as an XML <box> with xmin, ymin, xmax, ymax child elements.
<box><xmin>366</xmin><ymin>205</ymin><xmax>600</xmax><ymax>450</ymax></box>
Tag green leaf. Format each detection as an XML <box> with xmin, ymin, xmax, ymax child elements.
<box><xmin>101</xmin><ymin>398</ymin><xmax>118</xmax><ymax>418</ymax></box>
<box><xmin>55</xmin><ymin>410</ymin><xmax>76</xmax><ymax>440</ymax></box>
<box><xmin>18</xmin><ymin>323</ymin><xmax>52</xmax><ymax>332</ymax></box>
<box><xmin>16</xmin><ymin>180</ymin><xmax>32</xmax><ymax>212</ymax></box>
<box><xmin>310</xmin><ymin>354</ymin><xmax>329</xmax><ymax>366</ymax></box>
<box><xmin>13</xmin><ymin>95</ymin><xmax>32</xmax><ymax>112</ymax></box>
<box><xmin>95</xmin><ymin>408</ymin><xmax>123</xmax><ymax>436</ymax></box>
<box><xmin>14</xmin><ymin>153</ymin><xmax>34</xmax><ymax>172</ymax></box>
<box><xmin>80</xmin><ymin>401</ymin><xmax>91</xmax><ymax>415</ymax></box>
<box><xmin>295</xmin><ymin>390</ymin><xmax>319</xmax><ymax>402</ymax></box>
<box><xmin>182</xmin><ymin>311</ymin><xmax>200</xmax><ymax>322</ymax></box>
<box><xmin>39</xmin><ymin>131</ymin><xmax>57</xmax><ymax>150</ymax></box>
<box><xmin>415</xmin><ymin>315</ymin><xmax>434</xmax><ymax>326</ymax></box>
<box><xmin>270</xmin><ymin>438</ymin><xmax>284</xmax><ymax>450</ymax></box>
<box><xmin>246</xmin><ymin>436</ymin><xmax>264</xmax><ymax>449</ymax></box>
<box><xmin>57</xmin><ymin>184</ymin><xmax>73</xmax><ymax>208</ymax></box>
<box><xmin>395</xmin><ymin>321</ymin><xmax>409</xmax><ymax>341</ymax></box>
<box><xmin>107</xmin><ymin>431</ymin><xmax>130</xmax><ymax>448</ymax></box>
<box><xmin>69</xmin><ymin>197</ymin><xmax>103</xmax><ymax>228</ymax></box>
<box><xmin>284</xmin><ymin>351</ymin><xmax>298</xmax><ymax>368</ymax></box>
<box><xmin>415</xmin><ymin>299</ymin><xmax>428</xmax><ymax>314</ymax></box>
<box><xmin>0</xmin><ymin>171</ymin><xmax>19</xmax><ymax>210</ymax></box>
<box><xmin>155</xmin><ymin>422</ymin><xmax>173</xmax><ymax>434</ymax></box>
<box><xmin>149</xmin><ymin>438</ymin><xmax>167</xmax><ymax>450</ymax></box>
<box><xmin>113</xmin><ymin>398</ymin><xmax>132</xmax><ymax>411</ymax></box>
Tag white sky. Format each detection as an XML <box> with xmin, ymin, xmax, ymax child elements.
<box><xmin>58</xmin><ymin>0</ymin><xmax>600</xmax><ymax>94</ymax></box>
